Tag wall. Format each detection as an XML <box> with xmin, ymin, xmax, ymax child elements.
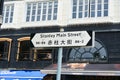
<box><xmin>1</xmin><ymin>0</ymin><xmax>120</xmax><ymax>29</ymax></box>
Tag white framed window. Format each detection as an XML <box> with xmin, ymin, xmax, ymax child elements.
<box><xmin>103</xmin><ymin>0</ymin><xmax>108</xmax><ymax>16</ymax></box>
<box><xmin>26</xmin><ymin>0</ymin><xmax>58</xmax><ymax>22</ymax></box>
<box><xmin>3</xmin><ymin>4</ymin><xmax>14</xmax><ymax>23</ymax></box>
<box><xmin>72</xmin><ymin>0</ymin><xmax>108</xmax><ymax>19</ymax></box>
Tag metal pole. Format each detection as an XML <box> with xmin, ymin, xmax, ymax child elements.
<box><xmin>56</xmin><ymin>28</ymin><xmax>64</xmax><ymax>80</ymax></box>
<box><xmin>56</xmin><ymin>47</ymin><xmax>63</xmax><ymax>80</ymax></box>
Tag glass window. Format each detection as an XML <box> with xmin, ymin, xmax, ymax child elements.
<box><xmin>17</xmin><ymin>37</ymin><xmax>32</xmax><ymax>61</ymax></box>
<box><xmin>104</xmin><ymin>0</ymin><xmax>108</xmax><ymax>16</ymax></box>
<box><xmin>73</xmin><ymin>6</ymin><xmax>77</xmax><ymax>12</ymax></box>
<box><xmin>91</xmin><ymin>5</ymin><xmax>95</xmax><ymax>10</ymax></box>
<box><xmin>91</xmin><ymin>11</ymin><xmax>95</xmax><ymax>17</ymax></box>
<box><xmin>72</xmin><ymin>13</ymin><xmax>76</xmax><ymax>18</ymax></box>
<box><xmin>91</xmin><ymin>0</ymin><xmax>95</xmax><ymax>4</ymax></box>
<box><xmin>47</xmin><ymin>2</ymin><xmax>52</xmax><ymax>20</ymax></box>
<box><xmin>90</xmin><ymin>0</ymin><xmax>95</xmax><ymax>17</ymax></box>
<box><xmin>26</xmin><ymin>4</ymin><xmax>31</xmax><ymax>22</ymax></box>
<box><xmin>17</xmin><ymin>40</ymin><xmax>32</xmax><ymax>61</ymax></box>
<box><xmin>104</xmin><ymin>10</ymin><xmax>108</xmax><ymax>16</ymax></box>
<box><xmin>79</xmin><ymin>12</ymin><xmax>82</xmax><ymax>18</ymax></box>
<box><xmin>3</xmin><ymin>4</ymin><xmax>14</xmax><ymax>23</ymax></box>
<box><xmin>26</xmin><ymin>0</ymin><xmax>58</xmax><ymax>22</ymax></box>
<box><xmin>72</xmin><ymin>0</ymin><xmax>77</xmax><ymax>18</ymax></box>
<box><xmin>31</xmin><ymin>3</ymin><xmax>36</xmax><ymax>21</ymax></box>
<box><xmin>0</xmin><ymin>38</ymin><xmax>12</xmax><ymax>61</ymax></box>
<box><xmin>42</xmin><ymin>2</ymin><xmax>47</xmax><ymax>21</ymax></box>
<box><xmin>17</xmin><ymin>37</ymin><xmax>53</xmax><ymax>61</ymax></box>
<box><xmin>37</xmin><ymin>3</ymin><xmax>41</xmax><ymax>21</ymax></box>
<box><xmin>53</xmin><ymin>1</ymin><xmax>58</xmax><ymax>20</ymax></box>
<box><xmin>79</xmin><ymin>6</ymin><xmax>83</xmax><ymax>11</ymax></box>
<box><xmin>69</xmin><ymin>40</ymin><xmax>107</xmax><ymax>63</ymax></box>
<box><xmin>97</xmin><ymin>4</ymin><xmax>101</xmax><ymax>10</ymax></box>
<box><xmin>98</xmin><ymin>0</ymin><xmax>102</xmax><ymax>3</ymax></box>
<box><xmin>104</xmin><ymin>0</ymin><xmax>108</xmax><ymax>3</ymax></box>
<box><xmin>73</xmin><ymin>0</ymin><xmax>77</xmax><ymax>5</ymax></box>
<box><xmin>72</xmin><ymin>0</ymin><xmax>109</xmax><ymax>19</ymax></box>
<box><xmin>79</xmin><ymin>0</ymin><xmax>83</xmax><ymax>5</ymax></box>
<box><xmin>97</xmin><ymin>11</ymin><xmax>101</xmax><ymax>17</ymax></box>
<box><xmin>33</xmin><ymin>49</ymin><xmax>52</xmax><ymax>61</ymax></box>
<box><xmin>104</xmin><ymin>4</ymin><xmax>108</xmax><ymax>9</ymax></box>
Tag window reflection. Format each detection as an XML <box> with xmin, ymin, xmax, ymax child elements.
<box><xmin>3</xmin><ymin>4</ymin><xmax>14</xmax><ymax>23</ymax></box>
<box><xmin>17</xmin><ymin>37</ymin><xmax>32</xmax><ymax>61</ymax></box>
<box><xmin>26</xmin><ymin>0</ymin><xmax>58</xmax><ymax>22</ymax></box>
<box><xmin>72</xmin><ymin>0</ymin><xmax>109</xmax><ymax>18</ymax></box>
<box><xmin>17</xmin><ymin>37</ymin><xmax>53</xmax><ymax>61</ymax></box>
<box><xmin>33</xmin><ymin>49</ymin><xmax>52</xmax><ymax>61</ymax></box>
<box><xmin>69</xmin><ymin>40</ymin><xmax>107</xmax><ymax>63</ymax></box>
<box><xmin>0</xmin><ymin>38</ymin><xmax>12</xmax><ymax>61</ymax></box>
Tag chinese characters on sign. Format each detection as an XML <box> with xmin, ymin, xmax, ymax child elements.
<box><xmin>31</xmin><ymin>31</ymin><xmax>92</xmax><ymax>47</ymax></box>
<box><xmin>36</xmin><ymin>39</ymin><xmax>84</xmax><ymax>46</ymax></box>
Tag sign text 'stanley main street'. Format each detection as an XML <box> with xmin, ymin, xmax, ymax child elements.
<box><xmin>40</xmin><ymin>32</ymin><xmax>82</xmax><ymax>38</ymax></box>
<box><xmin>31</xmin><ymin>31</ymin><xmax>91</xmax><ymax>47</ymax></box>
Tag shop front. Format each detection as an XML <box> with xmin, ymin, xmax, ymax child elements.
<box><xmin>0</xmin><ymin>70</ymin><xmax>46</xmax><ymax>80</ymax></box>
<box><xmin>41</xmin><ymin>63</ymin><xmax>120</xmax><ymax>80</ymax></box>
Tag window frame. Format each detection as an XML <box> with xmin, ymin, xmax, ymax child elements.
<box><xmin>0</xmin><ymin>38</ymin><xmax>12</xmax><ymax>61</ymax></box>
<box><xmin>33</xmin><ymin>48</ymin><xmax>53</xmax><ymax>61</ymax></box>
<box><xmin>17</xmin><ymin>37</ymin><xmax>53</xmax><ymax>61</ymax></box>
<box><xmin>72</xmin><ymin>0</ymin><xmax>109</xmax><ymax>19</ymax></box>
<box><xmin>26</xmin><ymin>0</ymin><xmax>58</xmax><ymax>22</ymax></box>
<box><xmin>3</xmin><ymin>4</ymin><xmax>14</xmax><ymax>23</ymax></box>
<box><xmin>17</xmin><ymin>37</ymin><xmax>32</xmax><ymax>61</ymax></box>
<box><xmin>68</xmin><ymin>40</ymin><xmax>108</xmax><ymax>63</ymax></box>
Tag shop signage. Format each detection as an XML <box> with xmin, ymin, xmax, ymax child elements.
<box><xmin>31</xmin><ymin>31</ymin><xmax>93</xmax><ymax>48</ymax></box>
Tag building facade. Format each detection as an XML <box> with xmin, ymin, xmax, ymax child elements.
<box><xmin>1</xmin><ymin>0</ymin><xmax>120</xmax><ymax>79</ymax></box>
<box><xmin>0</xmin><ymin>0</ymin><xmax>4</xmax><ymax>25</ymax></box>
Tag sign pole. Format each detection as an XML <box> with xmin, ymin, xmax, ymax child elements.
<box><xmin>56</xmin><ymin>47</ymin><xmax>63</xmax><ymax>80</ymax></box>
<box><xmin>56</xmin><ymin>28</ymin><xmax>64</xmax><ymax>80</ymax></box>
<box><xmin>31</xmin><ymin>30</ymin><xmax>93</xmax><ymax>79</ymax></box>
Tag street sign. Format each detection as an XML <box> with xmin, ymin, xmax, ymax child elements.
<box><xmin>31</xmin><ymin>31</ymin><xmax>93</xmax><ymax>48</ymax></box>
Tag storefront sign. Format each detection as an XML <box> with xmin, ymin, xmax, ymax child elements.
<box><xmin>0</xmin><ymin>70</ymin><xmax>46</xmax><ymax>80</ymax></box>
<box><xmin>31</xmin><ymin>31</ymin><xmax>92</xmax><ymax>48</ymax></box>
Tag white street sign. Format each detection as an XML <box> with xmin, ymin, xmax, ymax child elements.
<box><xmin>31</xmin><ymin>31</ymin><xmax>91</xmax><ymax>47</ymax></box>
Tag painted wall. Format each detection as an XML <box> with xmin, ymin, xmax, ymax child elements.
<box><xmin>1</xmin><ymin>0</ymin><xmax>120</xmax><ymax>29</ymax></box>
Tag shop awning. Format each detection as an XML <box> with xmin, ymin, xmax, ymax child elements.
<box><xmin>41</xmin><ymin>63</ymin><xmax>120</xmax><ymax>76</ymax></box>
<box><xmin>0</xmin><ymin>70</ymin><xmax>46</xmax><ymax>79</ymax></box>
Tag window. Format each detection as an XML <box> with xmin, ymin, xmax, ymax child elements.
<box><xmin>0</xmin><ymin>38</ymin><xmax>12</xmax><ymax>61</ymax></box>
<box><xmin>17</xmin><ymin>37</ymin><xmax>53</xmax><ymax>61</ymax></box>
<box><xmin>26</xmin><ymin>0</ymin><xmax>58</xmax><ymax>22</ymax></box>
<box><xmin>90</xmin><ymin>0</ymin><xmax>95</xmax><ymax>17</ymax></box>
<box><xmin>33</xmin><ymin>49</ymin><xmax>52</xmax><ymax>61</ymax></box>
<box><xmin>72</xmin><ymin>0</ymin><xmax>77</xmax><ymax>18</ymax></box>
<box><xmin>3</xmin><ymin>4</ymin><xmax>14</xmax><ymax>23</ymax></box>
<box><xmin>72</xmin><ymin>0</ymin><xmax>108</xmax><ymax>18</ymax></box>
<box><xmin>68</xmin><ymin>40</ymin><xmax>107</xmax><ymax>63</ymax></box>
<box><xmin>97</xmin><ymin>0</ymin><xmax>102</xmax><ymax>17</ymax></box>
<box><xmin>17</xmin><ymin>37</ymin><xmax>32</xmax><ymax>61</ymax></box>
<box><xmin>104</xmin><ymin>0</ymin><xmax>108</xmax><ymax>16</ymax></box>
